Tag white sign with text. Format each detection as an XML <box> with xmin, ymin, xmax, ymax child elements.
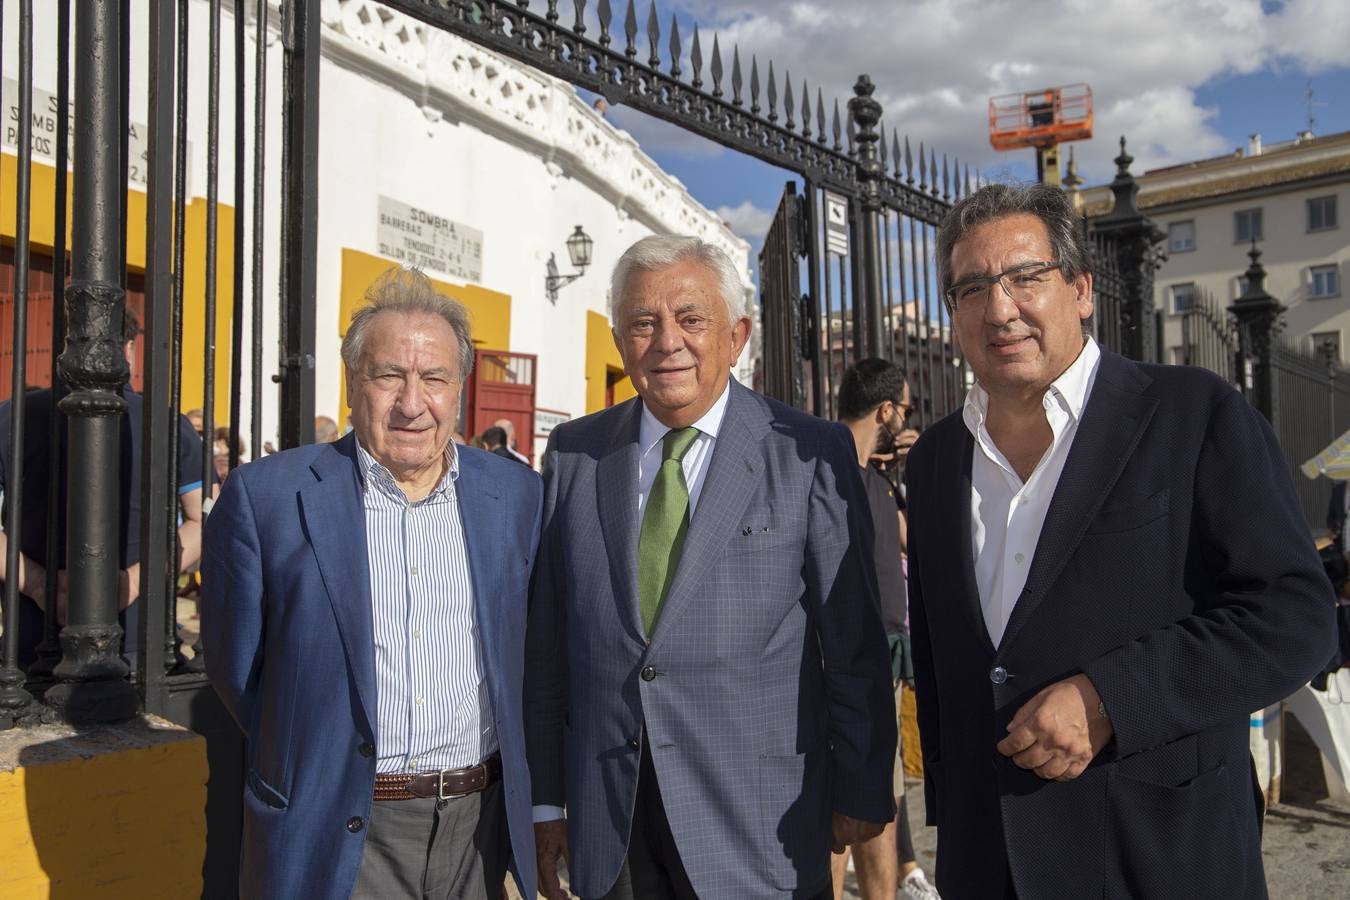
<box><xmin>377</xmin><ymin>195</ymin><xmax>484</xmax><ymax>283</ymax></box>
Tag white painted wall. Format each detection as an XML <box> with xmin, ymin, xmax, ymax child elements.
<box><xmin>8</xmin><ymin>0</ymin><xmax>753</xmax><ymax>447</ymax></box>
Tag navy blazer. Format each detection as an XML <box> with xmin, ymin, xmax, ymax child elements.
<box><xmin>201</xmin><ymin>434</ymin><xmax>543</xmax><ymax>899</ymax></box>
<box><xmin>905</xmin><ymin>350</ymin><xmax>1336</xmax><ymax>900</ymax></box>
<box><xmin>525</xmin><ymin>380</ymin><xmax>896</xmax><ymax>898</ymax></box>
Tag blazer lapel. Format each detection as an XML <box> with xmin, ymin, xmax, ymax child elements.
<box><xmin>999</xmin><ymin>352</ymin><xmax>1158</xmax><ymax>653</ymax></box>
<box><xmin>454</xmin><ymin>451</ymin><xmax>505</xmax><ymax>708</ymax></box>
<box><xmin>932</xmin><ymin>420</ymin><xmax>995</xmax><ymax>655</ymax></box>
<box><xmin>596</xmin><ymin>400</ymin><xmax>646</xmax><ymax>642</ymax></box>
<box><xmin>647</xmin><ymin>382</ymin><xmax>768</xmax><ymax>654</ymax></box>
<box><xmin>299</xmin><ymin>434</ymin><xmax>377</xmax><ymax>732</ymax></box>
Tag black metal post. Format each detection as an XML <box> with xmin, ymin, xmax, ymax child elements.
<box><xmin>1090</xmin><ymin>138</ymin><xmax>1164</xmax><ymax>363</ymax></box>
<box><xmin>251</xmin><ymin>0</ymin><xmax>269</xmax><ymax>461</ymax></box>
<box><xmin>0</xmin><ymin>0</ymin><xmax>38</xmax><ymax>727</ymax></box>
<box><xmin>1230</xmin><ymin>242</ymin><xmax>1284</xmax><ymax>424</ymax></box>
<box><xmin>803</xmin><ymin>180</ymin><xmax>825</xmax><ymax>417</ymax></box>
<box><xmin>46</xmin><ymin>0</ymin><xmax>140</xmax><ymax>724</ymax></box>
<box><xmin>278</xmin><ymin>0</ymin><xmax>319</xmax><ymax>448</ymax></box>
<box><xmin>229</xmin><ymin>0</ymin><xmax>246</xmax><ymax>472</ymax></box>
<box><xmin>168</xmin><ymin>0</ymin><xmax>190</xmax><ymax>673</ymax></box>
<box><xmin>848</xmin><ymin>76</ymin><xmax>885</xmax><ymax>360</ymax></box>
<box><xmin>202</xmin><ymin>0</ymin><xmax>221</xmax><ymax>492</ymax></box>
<box><xmin>31</xmin><ymin>0</ymin><xmax>74</xmax><ymax>682</ymax></box>
<box><xmin>138</xmin><ymin>0</ymin><xmax>180</xmax><ymax>711</ymax></box>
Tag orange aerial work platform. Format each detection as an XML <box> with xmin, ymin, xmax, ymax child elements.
<box><xmin>988</xmin><ymin>83</ymin><xmax>1093</xmax><ymax>151</ymax></box>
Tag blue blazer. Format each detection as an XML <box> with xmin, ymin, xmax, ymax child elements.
<box><xmin>525</xmin><ymin>380</ymin><xmax>897</xmax><ymax>899</ymax></box>
<box><xmin>202</xmin><ymin>434</ymin><xmax>542</xmax><ymax>899</ymax></box>
<box><xmin>905</xmin><ymin>350</ymin><xmax>1336</xmax><ymax>900</ymax></box>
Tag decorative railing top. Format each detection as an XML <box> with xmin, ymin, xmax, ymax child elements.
<box><xmin>380</xmin><ymin>0</ymin><xmax>965</xmax><ymax>223</ymax></box>
<box><xmin>321</xmin><ymin>0</ymin><xmax>750</xmax><ymax>268</ymax></box>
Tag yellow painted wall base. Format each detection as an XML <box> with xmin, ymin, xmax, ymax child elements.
<box><xmin>0</xmin><ymin>715</ymin><xmax>207</xmax><ymax>899</ymax></box>
<box><xmin>901</xmin><ymin>682</ymin><xmax>923</xmax><ymax>779</ymax></box>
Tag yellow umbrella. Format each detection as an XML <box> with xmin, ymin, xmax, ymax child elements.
<box><xmin>1303</xmin><ymin>429</ymin><xmax>1350</xmax><ymax>481</ymax></box>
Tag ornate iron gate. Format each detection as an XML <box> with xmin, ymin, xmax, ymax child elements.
<box><xmin>758</xmin><ymin>182</ymin><xmax>806</xmax><ymax>410</ymax></box>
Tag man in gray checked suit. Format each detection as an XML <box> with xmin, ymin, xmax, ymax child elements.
<box><xmin>526</xmin><ymin>235</ymin><xmax>897</xmax><ymax>899</ymax></box>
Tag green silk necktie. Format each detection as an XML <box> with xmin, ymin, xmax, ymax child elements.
<box><xmin>637</xmin><ymin>426</ymin><xmax>700</xmax><ymax>637</ymax></box>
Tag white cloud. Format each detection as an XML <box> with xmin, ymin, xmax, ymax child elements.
<box><xmin>716</xmin><ymin>200</ymin><xmax>775</xmax><ymax>242</ymax></box>
<box><xmin>631</xmin><ymin>0</ymin><xmax>1348</xmax><ymax>183</ymax></box>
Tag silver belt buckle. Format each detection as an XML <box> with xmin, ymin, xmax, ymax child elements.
<box><xmin>437</xmin><ymin>766</ymin><xmax>472</xmax><ymax>801</ymax></box>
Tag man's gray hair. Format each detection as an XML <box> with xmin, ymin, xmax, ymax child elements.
<box><xmin>340</xmin><ymin>267</ymin><xmax>475</xmax><ymax>379</ymax></box>
<box><xmin>935</xmin><ymin>182</ymin><xmax>1092</xmax><ymax>295</ymax></box>
<box><xmin>610</xmin><ymin>235</ymin><xmax>748</xmax><ymax>323</ymax></box>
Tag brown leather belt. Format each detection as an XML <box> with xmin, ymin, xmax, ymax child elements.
<box><xmin>373</xmin><ymin>752</ymin><xmax>502</xmax><ymax>802</ymax></box>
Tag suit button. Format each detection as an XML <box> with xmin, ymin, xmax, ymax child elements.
<box><xmin>347</xmin><ymin>816</ymin><xmax>364</xmax><ymax>833</ymax></box>
<box><xmin>640</xmin><ymin>666</ymin><xmax>656</xmax><ymax>682</ymax></box>
<box><xmin>627</xmin><ymin>738</ymin><xmax>641</xmax><ymax>751</ymax></box>
<box><xmin>990</xmin><ymin>666</ymin><xmax>1009</xmax><ymax>685</ymax></box>
<box><xmin>358</xmin><ymin>742</ymin><xmax>374</xmax><ymax>758</ymax></box>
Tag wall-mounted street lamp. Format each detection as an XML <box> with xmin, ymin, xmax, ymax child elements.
<box><xmin>545</xmin><ymin>225</ymin><xmax>594</xmax><ymax>303</ymax></box>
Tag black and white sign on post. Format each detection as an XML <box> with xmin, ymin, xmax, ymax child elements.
<box><xmin>825</xmin><ymin>191</ymin><xmax>849</xmax><ymax>257</ymax></box>
<box><xmin>376</xmin><ymin>195</ymin><xmax>484</xmax><ymax>283</ymax></box>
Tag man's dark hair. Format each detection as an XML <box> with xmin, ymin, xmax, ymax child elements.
<box><xmin>837</xmin><ymin>357</ymin><xmax>908</xmax><ymax>421</ymax></box>
<box><xmin>935</xmin><ymin>182</ymin><xmax>1091</xmax><ymax>295</ymax></box>
<box><xmin>480</xmin><ymin>425</ymin><xmax>507</xmax><ymax>449</ymax></box>
<box><xmin>123</xmin><ymin>309</ymin><xmax>142</xmax><ymax>343</ymax></box>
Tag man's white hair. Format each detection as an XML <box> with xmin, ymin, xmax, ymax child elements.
<box><xmin>609</xmin><ymin>235</ymin><xmax>748</xmax><ymax>323</ymax></box>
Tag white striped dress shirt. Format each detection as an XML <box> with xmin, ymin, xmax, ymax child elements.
<box><xmin>356</xmin><ymin>439</ymin><xmax>495</xmax><ymax>775</ymax></box>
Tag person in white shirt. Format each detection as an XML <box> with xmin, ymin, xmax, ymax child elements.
<box><xmin>904</xmin><ymin>182</ymin><xmax>1334</xmax><ymax>900</ymax></box>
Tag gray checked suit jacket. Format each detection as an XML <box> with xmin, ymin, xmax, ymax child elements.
<box><xmin>525</xmin><ymin>379</ymin><xmax>897</xmax><ymax>899</ymax></box>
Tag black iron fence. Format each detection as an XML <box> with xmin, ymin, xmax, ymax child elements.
<box><xmin>1271</xmin><ymin>336</ymin><xmax>1350</xmax><ymax>526</ymax></box>
<box><xmin>1175</xmin><ymin>286</ymin><xmax>1239</xmax><ymax>383</ymax></box>
<box><xmin>0</xmin><ymin>0</ymin><xmax>311</xmax><ymax>892</ymax></box>
<box><xmin>755</xmin><ymin>113</ymin><xmax>975</xmax><ymax>426</ymax></box>
<box><xmin>1148</xmin><ymin>240</ymin><xmax>1350</xmax><ymax>530</ymax></box>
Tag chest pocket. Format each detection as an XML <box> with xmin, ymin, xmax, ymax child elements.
<box><xmin>1085</xmin><ymin>488</ymin><xmax>1168</xmax><ymax>535</ymax></box>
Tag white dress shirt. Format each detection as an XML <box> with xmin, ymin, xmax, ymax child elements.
<box><xmin>965</xmin><ymin>338</ymin><xmax>1102</xmax><ymax>647</ymax></box>
<box><xmin>533</xmin><ymin>380</ymin><xmax>732</xmax><ymax>823</ymax></box>
<box><xmin>357</xmin><ymin>439</ymin><xmax>495</xmax><ymax>775</ymax></box>
<box><xmin>635</xmin><ymin>380</ymin><xmax>730</xmax><ymax>520</ymax></box>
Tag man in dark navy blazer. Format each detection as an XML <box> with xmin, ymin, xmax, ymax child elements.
<box><xmin>202</xmin><ymin>268</ymin><xmax>541</xmax><ymax>899</ymax></box>
<box><xmin>905</xmin><ymin>183</ymin><xmax>1335</xmax><ymax>900</ymax></box>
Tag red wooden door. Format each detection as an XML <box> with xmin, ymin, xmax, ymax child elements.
<box><xmin>465</xmin><ymin>350</ymin><xmax>537</xmax><ymax>464</ymax></box>
<box><xmin>0</xmin><ymin>250</ymin><xmax>145</xmax><ymax>402</ymax></box>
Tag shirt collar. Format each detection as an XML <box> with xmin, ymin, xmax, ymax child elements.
<box><xmin>963</xmin><ymin>336</ymin><xmax>1101</xmax><ymax>435</ymax></box>
<box><xmin>354</xmin><ymin>434</ymin><xmax>459</xmax><ymax>500</ymax></box>
<box><xmin>638</xmin><ymin>379</ymin><xmax>733</xmax><ymax>457</ymax></box>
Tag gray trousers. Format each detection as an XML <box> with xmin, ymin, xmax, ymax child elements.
<box><xmin>351</xmin><ymin>781</ymin><xmax>508</xmax><ymax>900</ymax></box>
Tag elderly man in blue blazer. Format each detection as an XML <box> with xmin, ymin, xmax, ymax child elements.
<box><xmin>202</xmin><ymin>268</ymin><xmax>542</xmax><ymax>899</ymax></box>
<box><xmin>906</xmin><ymin>183</ymin><xmax>1335</xmax><ymax>899</ymax></box>
<box><xmin>526</xmin><ymin>235</ymin><xmax>897</xmax><ymax>899</ymax></box>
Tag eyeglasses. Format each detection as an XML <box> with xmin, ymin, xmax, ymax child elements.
<box><xmin>944</xmin><ymin>260</ymin><xmax>1063</xmax><ymax>313</ymax></box>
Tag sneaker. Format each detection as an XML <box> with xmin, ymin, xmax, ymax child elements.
<box><xmin>900</xmin><ymin>868</ymin><xmax>941</xmax><ymax>900</ymax></box>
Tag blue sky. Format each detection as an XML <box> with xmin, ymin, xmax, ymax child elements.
<box><xmin>573</xmin><ymin>0</ymin><xmax>1350</xmax><ymax>273</ymax></box>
